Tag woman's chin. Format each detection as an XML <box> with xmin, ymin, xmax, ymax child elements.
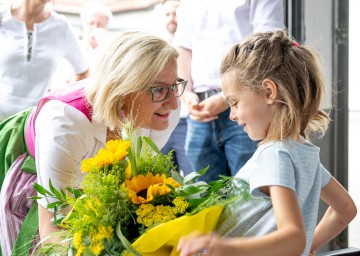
<box><xmin>151</xmin><ymin>122</ymin><xmax>169</xmax><ymax>131</ymax></box>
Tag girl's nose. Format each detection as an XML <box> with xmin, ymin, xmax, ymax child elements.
<box><xmin>229</xmin><ymin>110</ymin><xmax>237</xmax><ymax>121</ymax></box>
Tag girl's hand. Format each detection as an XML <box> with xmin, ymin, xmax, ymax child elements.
<box><xmin>177</xmin><ymin>232</ymin><xmax>214</xmax><ymax>256</ymax></box>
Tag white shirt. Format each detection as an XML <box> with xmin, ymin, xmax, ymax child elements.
<box><xmin>35</xmin><ymin>99</ymin><xmax>180</xmax><ymax>207</ymax></box>
<box><xmin>173</xmin><ymin>0</ymin><xmax>285</xmax><ymax>92</ymax></box>
<box><xmin>0</xmin><ymin>6</ymin><xmax>88</xmax><ymax>118</ymax></box>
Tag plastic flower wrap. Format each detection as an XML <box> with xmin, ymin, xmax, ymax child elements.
<box><xmin>33</xmin><ymin>127</ymin><xmax>241</xmax><ymax>256</ymax></box>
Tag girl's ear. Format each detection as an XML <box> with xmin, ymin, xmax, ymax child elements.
<box><xmin>262</xmin><ymin>79</ymin><xmax>277</xmax><ymax>104</ymax></box>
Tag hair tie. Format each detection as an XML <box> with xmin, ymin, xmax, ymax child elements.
<box><xmin>293</xmin><ymin>41</ymin><xmax>300</xmax><ymax>48</ymax></box>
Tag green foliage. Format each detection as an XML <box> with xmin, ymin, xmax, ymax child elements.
<box><xmin>131</xmin><ymin>136</ymin><xmax>176</xmax><ymax>176</ymax></box>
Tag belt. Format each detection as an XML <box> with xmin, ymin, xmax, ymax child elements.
<box><xmin>196</xmin><ymin>89</ymin><xmax>222</xmax><ymax>101</ymax></box>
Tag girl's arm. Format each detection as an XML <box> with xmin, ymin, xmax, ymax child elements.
<box><xmin>310</xmin><ymin>177</ymin><xmax>357</xmax><ymax>252</ymax></box>
<box><xmin>178</xmin><ymin>186</ymin><xmax>306</xmax><ymax>256</ymax></box>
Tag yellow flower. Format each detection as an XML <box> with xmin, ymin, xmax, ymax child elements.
<box><xmin>125</xmin><ymin>173</ymin><xmax>181</xmax><ymax>204</ymax></box>
<box><xmin>85</xmin><ymin>197</ymin><xmax>102</xmax><ymax>216</ymax></box>
<box><xmin>125</xmin><ymin>160</ymin><xmax>132</xmax><ymax>179</ymax></box>
<box><xmin>80</xmin><ymin>158</ymin><xmax>98</xmax><ymax>173</ymax></box>
<box><xmin>96</xmin><ymin>140</ymin><xmax>130</xmax><ymax>166</ymax></box>
<box><xmin>80</xmin><ymin>140</ymin><xmax>130</xmax><ymax>172</ymax></box>
<box><xmin>73</xmin><ymin>231</ymin><xmax>83</xmax><ymax>249</ymax></box>
<box><xmin>87</xmin><ymin>225</ymin><xmax>114</xmax><ymax>255</ymax></box>
<box><xmin>136</xmin><ymin>204</ymin><xmax>176</xmax><ymax>227</ymax></box>
<box><xmin>173</xmin><ymin>196</ymin><xmax>190</xmax><ymax>215</ymax></box>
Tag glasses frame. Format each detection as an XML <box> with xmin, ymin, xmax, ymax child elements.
<box><xmin>150</xmin><ymin>78</ymin><xmax>187</xmax><ymax>102</ymax></box>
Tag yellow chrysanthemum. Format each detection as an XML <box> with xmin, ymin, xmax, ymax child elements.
<box><xmin>125</xmin><ymin>173</ymin><xmax>180</xmax><ymax>204</ymax></box>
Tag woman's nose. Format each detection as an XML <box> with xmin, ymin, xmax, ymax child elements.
<box><xmin>164</xmin><ymin>91</ymin><xmax>179</xmax><ymax>110</ymax></box>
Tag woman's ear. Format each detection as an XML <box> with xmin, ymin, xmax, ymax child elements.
<box><xmin>262</xmin><ymin>79</ymin><xmax>277</xmax><ymax>104</ymax></box>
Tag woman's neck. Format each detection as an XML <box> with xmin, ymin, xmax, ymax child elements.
<box><xmin>11</xmin><ymin>1</ymin><xmax>50</xmax><ymax>29</ymax></box>
<box><xmin>106</xmin><ymin>128</ymin><xmax>122</xmax><ymax>142</ymax></box>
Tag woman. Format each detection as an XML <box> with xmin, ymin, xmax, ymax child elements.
<box><xmin>0</xmin><ymin>0</ymin><xmax>89</xmax><ymax>120</ymax></box>
<box><xmin>0</xmin><ymin>30</ymin><xmax>184</xmax><ymax>255</ymax></box>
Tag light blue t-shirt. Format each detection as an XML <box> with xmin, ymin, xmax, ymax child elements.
<box><xmin>216</xmin><ymin>139</ymin><xmax>332</xmax><ymax>255</ymax></box>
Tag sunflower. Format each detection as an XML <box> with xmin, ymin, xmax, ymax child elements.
<box><xmin>80</xmin><ymin>140</ymin><xmax>130</xmax><ymax>172</ymax></box>
<box><xmin>125</xmin><ymin>173</ymin><xmax>180</xmax><ymax>204</ymax></box>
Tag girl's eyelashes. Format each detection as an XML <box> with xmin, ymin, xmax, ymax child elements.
<box><xmin>225</xmin><ymin>98</ymin><xmax>238</xmax><ymax>108</ymax></box>
<box><xmin>228</xmin><ymin>101</ymin><xmax>238</xmax><ymax>108</ymax></box>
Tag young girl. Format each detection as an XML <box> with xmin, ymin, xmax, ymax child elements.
<box><xmin>177</xmin><ymin>30</ymin><xmax>357</xmax><ymax>256</ymax></box>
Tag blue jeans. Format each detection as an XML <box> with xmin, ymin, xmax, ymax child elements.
<box><xmin>185</xmin><ymin>109</ymin><xmax>257</xmax><ymax>182</ymax></box>
<box><xmin>161</xmin><ymin>118</ymin><xmax>193</xmax><ymax>175</ymax></box>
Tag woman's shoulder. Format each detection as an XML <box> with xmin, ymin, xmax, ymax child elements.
<box><xmin>41</xmin><ymin>8</ymin><xmax>74</xmax><ymax>32</ymax></box>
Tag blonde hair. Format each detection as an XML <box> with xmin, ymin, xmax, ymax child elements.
<box><xmin>85</xmin><ymin>30</ymin><xmax>179</xmax><ymax>130</ymax></box>
<box><xmin>221</xmin><ymin>30</ymin><xmax>330</xmax><ymax>143</ymax></box>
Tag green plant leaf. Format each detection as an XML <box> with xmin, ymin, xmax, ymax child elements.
<box><xmin>33</xmin><ymin>183</ymin><xmax>53</xmax><ymax>196</ymax></box>
<box><xmin>49</xmin><ymin>179</ymin><xmax>62</xmax><ymax>200</ymax></box>
<box><xmin>171</xmin><ymin>170</ymin><xmax>184</xmax><ymax>184</ymax></box>
<box><xmin>83</xmin><ymin>247</ymin><xmax>97</xmax><ymax>256</ymax></box>
<box><xmin>142</xmin><ymin>136</ymin><xmax>161</xmax><ymax>154</ymax></box>
<box><xmin>136</xmin><ymin>136</ymin><xmax>143</xmax><ymax>157</ymax></box>
<box><xmin>116</xmin><ymin>221</ymin><xmax>141</xmax><ymax>256</ymax></box>
<box><xmin>183</xmin><ymin>172</ymin><xmax>201</xmax><ymax>184</ymax></box>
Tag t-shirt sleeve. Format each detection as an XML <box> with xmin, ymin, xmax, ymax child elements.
<box><xmin>249</xmin><ymin>145</ymin><xmax>296</xmax><ymax>198</ymax></box>
<box><xmin>319</xmin><ymin>162</ymin><xmax>332</xmax><ymax>187</ymax></box>
<box><xmin>62</xmin><ymin>18</ymin><xmax>89</xmax><ymax>74</ymax></box>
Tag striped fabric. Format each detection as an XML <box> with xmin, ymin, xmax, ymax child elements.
<box><xmin>0</xmin><ymin>153</ymin><xmax>37</xmax><ymax>255</ymax></box>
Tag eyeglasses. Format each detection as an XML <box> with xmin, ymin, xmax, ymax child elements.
<box><xmin>150</xmin><ymin>78</ymin><xmax>187</xmax><ymax>102</ymax></box>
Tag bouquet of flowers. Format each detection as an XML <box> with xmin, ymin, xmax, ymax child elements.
<box><xmin>32</xmin><ymin>127</ymin><xmax>239</xmax><ymax>256</ymax></box>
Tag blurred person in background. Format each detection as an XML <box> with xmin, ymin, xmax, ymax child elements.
<box><xmin>50</xmin><ymin>1</ymin><xmax>112</xmax><ymax>91</ymax></box>
<box><xmin>80</xmin><ymin>1</ymin><xmax>113</xmax><ymax>67</ymax></box>
<box><xmin>0</xmin><ymin>0</ymin><xmax>89</xmax><ymax>120</ymax></box>
<box><xmin>160</xmin><ymin>0</ymin><xmax>193</xmax><ymax>176</ymax></box>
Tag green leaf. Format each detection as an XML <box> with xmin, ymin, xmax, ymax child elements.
<box><xmin>46</xmin><ymin>201</ymin><xmax>61</xmax><ymax>209</ymax></box>
<box><xmin>116</xmin><ymin>221</ymin><xmax>141</xmax><ymax>256</ymax></box>
<box><xmin>33</xmin><ymin>183</ymin><xmax>53</xmax><ymax>196</ymax></box>
<box><xmin>30</xmin><ymin>196</ymin><xmax>43</xmax><ymax>200</ymax></box>
<box><xmin>136</xmin><ymin>136</ymin><xmax>143</xmax><ymax>157</ymax></box>
<box><xmin>176</xmin><ymin>183</ymin><xmax>208</xmax><ymax>196</ymax></box>
<box><xmin>143</xmin><ymin>136</ymin><xmax>161</xmax><ymax>154</ymax></box>
<box><xmin>127</xmin><ymin>147</ymin><xmax>137</xmax><ymax>176</ymax></box>
<box><xmin>83</xmin><ymin>247</ymin><xmax>97</xmax><ymax>256</ymax></box>
<box><xmin>49</xmin><ymin>179</ymin><xmax>62</xmax><ymax>200</ymax></box>
<box><xmin>66</xmin><ymin>188</ymin><xmax>83</xmax><ymax>198</ymax></box>
<box><xmin>198</xmin><ymin>166</ymin><xmax>209</xmax><ymax>176</ymax></box>
<box><xmin>166</xmin><ymin>183</ymin><xmax>176</xmax><ymax>193</ymax></box>
<box><xmin>171</xmin><ymin>170</ymin><xmax>184</xmax><ymax>184</ymax></box>
<box><xmin>183</xmin><ymin>172</ymin><xmax>201</xmax><ymax>184</ymax></box>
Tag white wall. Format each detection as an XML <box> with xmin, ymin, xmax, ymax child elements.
<box><xmin>304</xmin><ymin>0</ymin><xmax>333</xmax><ymax>109</ymax></box>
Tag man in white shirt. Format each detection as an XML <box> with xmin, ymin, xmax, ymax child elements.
<box><xmin>160</xmin><ymin>0</ymin><xmax>193</xmax><ymax>176</ymax></box>
<box><xmin>173</xmin><ymin>0</ymin><xmax>285</xmax><ymax>182</ymax></box>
